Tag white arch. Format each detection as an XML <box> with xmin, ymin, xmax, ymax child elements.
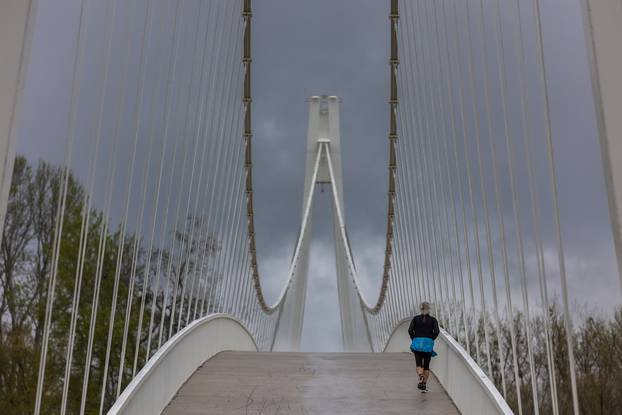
<box><xmin>0</xmin><ymin>0</ymin><xmax>38</xmax><ymax>237</ymax></box>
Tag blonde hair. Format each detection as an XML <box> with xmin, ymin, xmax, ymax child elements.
<box><xmin>419</xmin><ymin>302</ymin><xmax>432</xmax><ymax>315</ymax></box>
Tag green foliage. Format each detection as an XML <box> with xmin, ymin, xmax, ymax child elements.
<box><xmin>1</xmin><ymin>156</ymin><xmax>220</xmax><ymax>414</ymax></box>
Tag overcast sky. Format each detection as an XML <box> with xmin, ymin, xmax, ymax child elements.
<box><xmin>247</xmin><ymin>0</ymin><xmax>621</xmax><ymax>350</ymax></box>
<box><xmin>16</xmin><ymin>0</ymin><xmax>621</xmax><ymax>352</ymax></box>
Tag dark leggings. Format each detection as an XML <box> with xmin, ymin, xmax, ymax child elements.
<box><xmin>413</xmin><ymin>351</ymin><xmax>432</xmax><ymax>370</ymax></box>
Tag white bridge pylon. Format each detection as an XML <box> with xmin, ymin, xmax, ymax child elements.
<box><xmin>272</xmin><ymin>96</ymin><xmax>373</xmax><ymax>352</ymax></box>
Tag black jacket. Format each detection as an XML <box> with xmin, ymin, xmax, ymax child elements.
<box><xmin>408</xmin><ymin>314</ymin><xmax>440</xmax><ymax>340</ymax></box>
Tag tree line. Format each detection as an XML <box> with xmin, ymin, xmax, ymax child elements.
<box><xmin>0</xmin><ymin>156</ymin><xmax>220</xmax><ymax>414</ymax></box>
<box><xmin>455</xmin><ymin>304</ymin><xmax>622</xmax><ymax>414</ymax></box>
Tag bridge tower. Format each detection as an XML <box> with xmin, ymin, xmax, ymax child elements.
<box><xmin>0</xmin><ymin>0</ymin><xmax>37</xmax><ymax>238</ymax></box>
<box><xmin>272</xmin><ymin>96</ymin><xmax>372</xmax><ymax>352</ymax></box>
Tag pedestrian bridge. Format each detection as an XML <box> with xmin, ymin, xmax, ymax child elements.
<box><xmin>109</xmin><ymin>315</ymin><xmax>508</xmax><ymax>414</ymax></box>
<box><xmin>1</xmin><ymin>0</ymin><xmax>621</xmax><ymax>414</ymax></box>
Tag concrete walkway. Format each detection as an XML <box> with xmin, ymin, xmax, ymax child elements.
<box><xmin>163</xmin><ymin>351</ymin><xmax>460</xmax><ymax>415</ymax></box>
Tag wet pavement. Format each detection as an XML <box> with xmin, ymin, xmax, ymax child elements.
<box><xmin>163</xmin><ymin>351</ymin><xmax>460</xmax><ymax>415</ymax></box>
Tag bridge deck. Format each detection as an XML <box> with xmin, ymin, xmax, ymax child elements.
<box><xmin>163</xmin><ymin>351</ymin><xmax>460</xmax><ymax>415</ymax></box>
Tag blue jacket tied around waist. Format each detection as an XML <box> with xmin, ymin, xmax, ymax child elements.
<box><xmin>411</xmin><ymin>337</ymin><xmax>437</xmax><ymax>356</ymax></box>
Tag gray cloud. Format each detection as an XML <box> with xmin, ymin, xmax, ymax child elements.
<box><xmin>14</xmin><ymin>0</ymin><xmax>621</xmax><ymax>352</ymax></box>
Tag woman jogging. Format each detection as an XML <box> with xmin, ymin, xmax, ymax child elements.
<box><xmin>408</xmin><ymin>302</ymin><xmax>439</xmax><ymax>393</ymax></box>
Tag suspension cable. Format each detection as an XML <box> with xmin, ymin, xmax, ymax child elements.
<box><xmin>532</xmin><ymin>0</ymin><xmax>580</xmax><ymax>412</ymax></box>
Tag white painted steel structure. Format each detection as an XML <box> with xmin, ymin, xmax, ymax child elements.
<box><xmin>582</xmin><ymin>0</ymin><xmax>622</xmax><ymax>291</ymax></box>
<box><xmin>272</xmin><ymin>96</ymin><xmax>372</xmax><ymax>352</ymax></box>
<box><xmin>0</xmin><ymin>0</ymin><xmax>621</xmax><ymax>414</ymax></box>
<box><xmin>0</xmin><ymin>0</ymin><xmax>37</xmax><ymax>237</ymax></box>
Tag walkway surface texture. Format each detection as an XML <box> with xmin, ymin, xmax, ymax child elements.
<box><xmin>163</xmin><ymin>351</ymin><xmax>460</xmax><ymax>415</ymax></box>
